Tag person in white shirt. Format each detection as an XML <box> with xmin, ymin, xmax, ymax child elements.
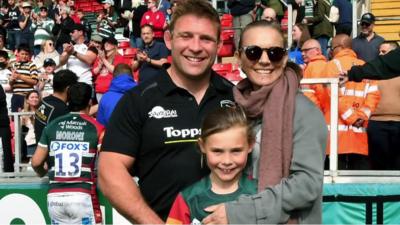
<box><xmin>58</xmin><ymin>23</ymin><xmax>97</xmax><ymax>86</ymax></box>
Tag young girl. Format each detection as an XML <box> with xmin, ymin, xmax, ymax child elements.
<box><xmin>166</xmin><ymin>107</ymin><xmax>257</xmax><ymax>225</ymax></box>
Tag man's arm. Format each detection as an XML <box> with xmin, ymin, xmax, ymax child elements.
<box><xmin>98</xmin><ymin>152</ymin><xmax>164</xmax><ymax>224</ymax></box>
<box><xmin>72</xmin><ymin>49</ymin><xmax>97</xmax><ymax>66</ymax></box>
<box><xmin>348</xmin><ymin>48</ymin><xmax>400</xmax><ymax>82</ymax></box>
<box><xmin>31</xmin><ymin>145</ymin><xmax>49</xmax><ymax>177</ymax></box>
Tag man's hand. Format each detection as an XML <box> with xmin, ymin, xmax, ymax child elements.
<box><xmin>352</xmin><ymin>118</ymin><xmax>365</xmax><ymax>128</ymax></box>
<box><xmin>202</xmin><ymin>204</ymin><xmax>228</xmax><ymax>225</ymax></box>
<box><xmin>339</xmin><ymin>70</ymin><xmax>349</xmax><ymax>87</ymax></box>
<box><xmin>136</xmin><ymin>50</ymin><xmax>148</xmax><ymax>62</ymax></box>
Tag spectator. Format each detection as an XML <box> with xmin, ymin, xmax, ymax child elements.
<box><xmin>202</xmin><ymin>20</ymin><xmax>327</xmax><ymax>224</ymax></box>
<box><xmin>97</xmin><ymin>0</ymin><xmax>117</xmax><ymax>39</ymax></box>
<box><xmin>18</xmin><ymin>1</ymin><xmax>35</xmax><ymax>52</ymax></box>
<box><xmin>332</xmin><ymin>0</ymin><xmax>352</xmax><ymax>36</ymax></box>
<box><xmin>36</xmin><ymin>58</ymin><xmax>56</xmax><ymax>98</ymax></box>
<box><xmin>69</xmin><ymin>6</ymin><xmax>80</xmax><ymax>23</ymax></box>
<box><xmin>21</xmin><ymin>90</ymin><xmax>40</xmax><ymax>158</ymax></box>
<box><xmin>141</xmin><ymin>0</ymin><xmax>167</xmax><ymax>43</ymax></box>
<box><xmin>33</xmin><ymin>40</ymin><xmax>60</xmax><ymax>72</ymax></box>
<box><xmin>352</xmin><ymin>13</ymin><xmax>385</xmax><ymax>62</ymax></box>
<box><xmin>264</xmin><ymin>0</ymin><xmax>284</xmax><ymax>22</ymax></box>
<box><xmin>32</xmin><ymin>0</ymin><xmax>45</xmax><ymax>15</ymax></box>
<box><xmin>289</xmin><ymin>23</ymin><xmax>310</xmax><ymax>65</ymax></box>
<box><xmin>34</xmin><ymin>69</ymin><xmax>78</xmax><ymax>144</ymax></box>
<box><xmin>88</xmin><ymin>34</ymin><xmax>103</xmax><ymax>51</ymax></box>
<box><xmin>76</xmin><ymin>9</ymin><xmax>92</xmax><ymax>43</ymax></box>
<box><xmin>367</xmin><ymin>41</ymin><xmax>400</xmax><ymax>170</ymax></box>
<box><xmin>31</xmin><ymin>5</ymin><xmax>55</xmax><ymax>56</ymax></box>
<box><xmin>301</xmin><ymin>39</ymin><xmax>328</xmax><ymax>108</ymax></box>
<box><xmin>227</xmin><ymin>0</ymin><xmax>255</xmax><ymax>49</ymax></box>
<box><xmin>261</xmin><ymin>7</ymin><xmax>277</xmax><ymax>23</ymax></box>
<box><xmin>132</xmin><ymin>24</ymin><xmax>168</xmax><ymax>83</ymax></box>
<box><xmin>158</xmin><ymin>0</ymin><xmax>170</xmax><ymax>16</ymax></box>
<box><xmin>52</xmin><ymin>5</ymin><xmax>75</xmax><ymax>54</ymax></box>
<box><xmin>323</xmin><ymin>34</ymin><xmax>380</xmax><ymax>170</ymax></box>
<box><xmin>58</xmin><ymin>23</ymin><xmax>97</xmax><ymax>86</ymax></box>
<box><xmin>346</xmin><ymin>47</ymin><xmax>400</xmax><ymax>82</ymax></box>
<box><xmin>97</xmin><ymin>63</ymin><xmax>137</xmax><ymax>126</ymax></box>
<box><xmin>93</xmin><ymin>37</ymin><xmax>128</xmax><ymax>102</ymax></box>
<box><xmin>0</xmin><ymin>85</ymin><xmax>13</xmax><ymax>172</ymax></box>
<box><xmin>302</xmin><ymin>0</ymin><xmax>333</xmax><ymax>57</ymax></box>
<box><xmin>0</xmin><ymin>35</ymin><xmax>14</xmax><ymax>60</ymax></box>
<box><xmin>9</xmin><ymin>44</ymin><xmax>38</xmax><ymax>112</ymax></box>
<box><xmin>98</xmin><ymin>0</ymin><xmax>235</xmax><ymax>223</ymax></box>
<box><xmin>128</xmin><ymin>0</ymin><xmax>147</xmax><ymax>48</ymax></box>
<box><xmin>4</xmin><ymin>0</ymin><xmax>21</xmax><ymax>51</ymax></box>
<box><xmin>166</xmin><ymin>106</ymin><xmax>257</xmax><ymax>224</ymax></box>
<box><xmin>32</xmin><ymin>82</ymin><xmax>104</xmax><ymax>225</ymax></box>
<box><xmin>0</xmin><ymin>50</ymin><xmax>12</xmax><ymax>111</ymax></box>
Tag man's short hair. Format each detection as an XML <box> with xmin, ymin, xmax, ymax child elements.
<box><xmin>381</xmin><ymin>41</ymin><xmax>399</xmax><ymax>50</ymax></box>
<box><xmin>67</xmin><ymin>82</ymin><xmax>92</xmax><ymax>112</ymax></box>
<box><xmin>169</xmin><ymin>0</ymin><xmax>220</xmax><ymax>40</ymax></box>
<box><xmin>0</xmin><ymin>50</ymin><xmax>9</xmax><ymax>60</ymax></box>
<box><xmin>53</xmin><ymin>69</ymin><xmax>78</xmax><ymax>93</ymax></box>
<box><xmin>141</xmin><ymin>24</ymin><xmax>154</xmax><ymax>32</ymax></box>
<box><xmin>17</xmin><ymin>43</ymin><xmax>31</xmax><ymax>53</ymax></box>
<box><xmin>113</xmin><ymin>63</ymin><xmax>132</xmax><ymax>77</ymax></box>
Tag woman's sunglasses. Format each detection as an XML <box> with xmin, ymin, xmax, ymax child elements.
<box><xmin>240</xmin><ymin>45</ymin><xmax>287</xmax><ymax>62</ymax></box>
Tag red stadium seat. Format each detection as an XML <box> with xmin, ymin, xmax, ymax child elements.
<box><xmin>225</xmin><ymin>69</ymin><xmax>243</xmax><ymax>84</ymax></box>
<box><xmin>212</xmin><ymin>63</ymin><xmax>232</xmax><ymax>77</ymax></box>
<box><xmin>118</xmin><ymin>41</ymin><xmax>131</xmax><ymax>49</ymax></box>
<box><xmin>124</xmin><ymin>47</ymin><xmax>137</xmax><ymax>58</ymax></box>
<box><xmin>217</xmin><ymin>43</ymin><xmax>234</xmax><ymax>57</ymax></box>
<box><xmin>221</xmin><ymin>30</ymin><xmax>234</xmax><ymax>43</ymax></box>
<box><xmin>221</xmin><ymin>14</ymin><xmax>233</xmax><ymax>28</ymax></box>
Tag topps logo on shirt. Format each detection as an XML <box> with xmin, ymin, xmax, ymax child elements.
<box><xmin>148</xmin><ymin>106</ymin><xmax>178</xmax><ymax>119</ymax></box>
<box><xmin>164</xmin><ymin>127</ymin><xmax>201</xmax><ymax>138</ymax></box>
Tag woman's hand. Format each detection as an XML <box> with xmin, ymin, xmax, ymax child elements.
<box><xmin>202</xmin><ymin>204</ymin><xmax>228</xmax><ymax>224</ymax></box>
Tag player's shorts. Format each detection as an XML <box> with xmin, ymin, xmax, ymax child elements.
<box><xmin>47</xmin><ymin>192</ymin><xmax>95</xmax><ymax>225</ymax></box>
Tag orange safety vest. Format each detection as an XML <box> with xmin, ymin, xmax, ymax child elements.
<box><xmin>323</xmin><ymin>49</ymin><xmax>380</xmax><ymax>155</ymax></box>
<box><xmin>301</xmin><ymin>55</ymin><xmax>328</xmax><ymax>109</ymax></box>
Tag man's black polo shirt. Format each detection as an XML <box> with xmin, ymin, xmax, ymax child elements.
<box><xmin>101</xmin><ymin>69</ymin><xmax>235</xmax><ymax>220</ymax></box>
<box><xmin>352</xmin><ymin>32</ymin><xmax>385</xmax><ymax>62</ymax></box>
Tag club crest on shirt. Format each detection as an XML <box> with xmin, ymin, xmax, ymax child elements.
<box><xmin>220</xmin><ymin>99</ymin><xmax>236</xmax><ymax>108</ymax></box>
<box><xmin>148</xmin><ymin>106</ymin><xmax>178</xmax><ymax>119</ymax></box>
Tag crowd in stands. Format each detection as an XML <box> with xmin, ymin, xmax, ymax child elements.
<box><xmin>0</xmin><ymin>0</ymin><xmax>399</xmax><ymax>172</ymax></box>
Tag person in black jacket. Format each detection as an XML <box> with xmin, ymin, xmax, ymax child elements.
<box><xmin>0</xmin><ymin>85</ymin><xmax>13</xmax><ymax>172</ymax></box>
<box><xmin>227</xmin><ymin>0</ymin><xmax>255</xmax><ymax>49</ymax></box>
<box><xmin>52</xmin><ymin>6</ymin><xmax>75</xmax><ymax>54</ymax></box>
<box><xmin>345</xmin><ymin>47</ymin><xmax>400</xmax><ymax>82</ymax></box>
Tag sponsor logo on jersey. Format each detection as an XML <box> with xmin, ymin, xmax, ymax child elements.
<box><xmin>148</xmin><ymin>106</ymin><xmax>178</xmax><ymax>119</ymax></box>
<box><xmin>163</xmin><ymin>126</ymin><xmax>201</xmax><ymax>139</ymax></box>
<box><xmin>50</xmin><ymin>141</ymin><xmax>89</xmax><ymax>151</ymax></box>
<box><xmin>220</xmin><ymin>99</ymin><xmax>236</xmax><ymax>108</ymax></box>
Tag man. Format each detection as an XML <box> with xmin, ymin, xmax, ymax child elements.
<box><xmin>261</xmin><ymin>7</ymin><xmax>277</xmax><ymax>23</ymax></box>
<box><xmin>34</xmin><ymin>69</ymin><xmax>78</xmax><ymax>144</ymax></box>
<box><xmin>32</xmin><ymin>82</ymin><xmax>104</xmax><ymax>225</ymax></box>
<box><xmin>31</xmin><ymin>5</ymin><xmax>55</xmax><ymax>56</ymax></box>
<box><xmin>227</xmin><ymin>0</ymin><xmax>255</xmax><ymax>49</ymax></box>
<box><xmin>97</xmin><ymin>63</ymin><xmax>137</xmax><ymax>126</ymax></box>
<box><xmin>324</xmin><ymin>34</ymin><xmax>380</xmax><ymax>169</ymax></box>
<box><xmin>132</xmin><ymin>24</ymin><xmax>168</xmax><ymax>83</ymax></box>
<box><xmin>352</xmin><ymin>13</ymin><xmax>385</xmax><ymax>62</ymax></box>
<box><xmin>332</xmin><ymin>0</ymin><xmax>352</xmax><ymax>36</ymax></box>
<box><xmin>301</xmin><ymin>39</ymin><xmax>328</xmax><ymax>108</ymax></box>
<box><xmin>0</xmin><ymin>85</ymin><xmax>13</xmax><ymax>172</ymax></box>
<box><xmin>346</xmin><ymin>47</ymin><xmax>400</xmax><ymax>82</ymax></box>
<box><xmin>140</xmin><ymin>0</ymin><xmax>166</xmax><ymax>43</ymax></box>
<box><xmin>367</xmin><ymin>41</ymin><xmax>400</xmax><ymax>170</ymax></box>
<box><xmin>4</xmin><ymin>0</ymin><xmax>21</xmax><ymax>51</ymax></box>
<box><xmin>59</xmin><ymin>23</ymin><xmax>97</xmax><ymax>86</ymax></box>
<box><xmin>98</xmin><ymin>0</ymin><xmax>235</xmax><ymax>223</ymax></box>
<box><xmin>0</xmin><ymin>50</ymin><xmax>12</xmax><ymax>111</ymax></box>
<box><xmin>18</xmin><ymin>2</ymin><xmax>34</xmax><ymax>52</ymax></box>
<box><xmin>52</xmin><ymin>6</ymin><xmax>75</xmax><ymax>54</ymax></box>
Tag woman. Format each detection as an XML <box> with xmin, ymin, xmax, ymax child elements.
<box><xmin>203</xmin><ymin>21</ymin><xmax>327</xmax><ymax>224</ymax></box>
<box><xmin>288</xmin><ymin>23</ymin><xmax>310</xmax><ymax>66</ymax></box>
<box><xmin>21</xmin><ymin>90</ymin><xmax>40</xmax><ymax>158</ymax></box>
<box><xmin>92</xmin><ymin>37</ymin><xmax>128</xmax><ymax>102</ymax></box>
<box><xmin>33</xmin><ymin>40</ymin><xmax>60</xmax><ymax>72</ymax></box>
<box><xmin>97</xmin><ymin>0</ymin><xmax>117</xmax><ymax>39</ymax></box>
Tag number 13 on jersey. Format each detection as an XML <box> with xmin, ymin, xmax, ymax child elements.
<box><xmin>50</xmin><ymin>141</ymin><xmax>90</xmax><ymax>178</ymax></box>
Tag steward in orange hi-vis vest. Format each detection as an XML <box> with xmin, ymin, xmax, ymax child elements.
<box><xmin>324</xmin><ymin>47</ymin><xmax>380</xmax><ymax>157</ymax></box>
